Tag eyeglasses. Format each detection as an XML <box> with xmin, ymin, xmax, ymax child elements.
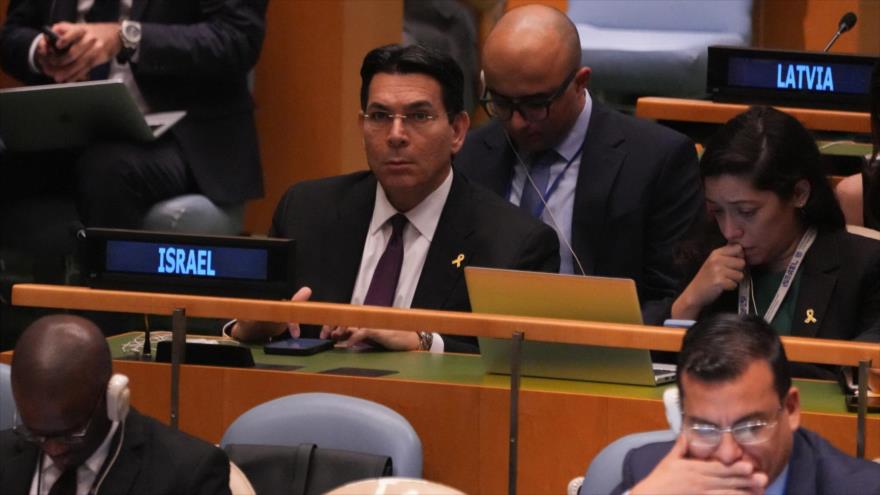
<box><xmin>361</xmin><ymin>110</ymin><xmax>440</xmax><ymax>131</ymax></box>
<box><xmin>682</xmin><ymin>407</ymin><xmax>782</xmax><ymax>448</ymax></box>
<box><xmin>13</xmin><ymin>397</ymin><xmax>101</xmax><ymax>446</ymax></box>
<box><xmin>480</xmin><ymin>69</ymin><xmax>577</xmax><ymax>122</ymax></box>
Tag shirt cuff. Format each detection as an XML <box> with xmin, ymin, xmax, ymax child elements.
<box><xmin>221</xmin><ymin>319</ymin><xmax>237</xmax><ymax>338</ymax></box>
<box><xmin>429</xmin><ymin>332</ymin><xmax>444</xmax><ymax>353</ymax></box>
<box><xmin>28</xmin><ymin>33</ymin><xmax>41</xmax><ymax>74</ymax></box>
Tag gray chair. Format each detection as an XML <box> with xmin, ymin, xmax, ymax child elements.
<box><xmin>220</xmin><ymin>392</ymin><xmax>423</xmax><ymax>477</ymax></box>
<box><xmin>577</xmin><ymin>429</ymin><xmax>676</xmax><ymax>495</ymax></box>
<box><xmin>568</xmin><ymin>0</ymin><xmax>752</xmax><ymax>98</ymax></box>
<box><xmin>143</xmin><ymin>194</ymin><xmax>244</xmax><ymax>235</ymax></box>
<box><xmin>0</xmin><ymin>363</ymin><xmax>16</xmax><ymax>430</ymax></box>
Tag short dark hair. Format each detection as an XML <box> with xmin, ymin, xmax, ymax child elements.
<box><xmin>359</xmin><ymin>44</ymin><xmax>465</xmax><ymax>120</ymax></box>
<box><xmin>700</xmin><ymin>105</ymin><xmax>845</xmax><ymax>231</ymax></box>
<box><xmin>677</xmin><ymin>313</ymin><xmax>792</xmax><ymax>403</ymax></box>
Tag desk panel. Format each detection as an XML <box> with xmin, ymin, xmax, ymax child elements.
<box><xmin>66</xmin><ymin>333</ymin><xmax>876</xmax><ymax>495</ymax></box>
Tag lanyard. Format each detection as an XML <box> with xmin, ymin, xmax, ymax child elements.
<box><xmin>737</xmin><ymin>227</ymin><xmax>817</xmax><ymax>323</ymax></box>
<box><xmin>506</xmin><ymin>141</ymin><xmax>585</xmax><ymax>218</ymax></box>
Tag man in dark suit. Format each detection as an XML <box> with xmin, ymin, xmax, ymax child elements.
<box><xmin>0</xmin><ymin>0</ymin><xmax>266</xmax><ymax>228</ymax></box>
<box><xmin>0</xmin><ymin>315</ymin><xmax>231</xmax><ymax>495</ymax></box>
<box><xmin>231</xmin><ymin>44</ymin><xmax>560</xmax><ymax>354</ymax></box>
<box><xmin>455</xmin><ymin>5</ymin><xmax>702</xmax><ymax>325</ymax></box>
<box><xmin>612</xmin><ymin>313</ymin><xmax>880</xmax><ymax>495</ymax></box>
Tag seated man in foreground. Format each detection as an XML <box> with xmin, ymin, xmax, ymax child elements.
<box><xmin>231</xmin><ymin>44</ymin><xmax>559</xmax><ymax>353</ymax></box>
<box><xmin>614</xmin><ymin>313</ymin><xmax>880</xmax><ymax>495</ymax></box>
<box><xmin>0</xmin><ymin>315</ymin><xmax>231</xmax><ymax>495</ymax></box>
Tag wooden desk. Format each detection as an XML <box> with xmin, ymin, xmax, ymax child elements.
<box><xmin>636</xmin><ymin>97</ymin><xmax>871</xmax><ymax>134</ymax></box>
<box><xmin>9</xmin><ymin>285</ymin><xmax>880</xmax><ymax>493</ymax></box>
<box><xmin>3</xmin><ymin>334</ymin><xmax>871</xmax><ymax>495</ymax></box>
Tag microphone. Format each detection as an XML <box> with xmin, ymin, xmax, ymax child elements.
<box><xmin>823</xmin><ymin>12</ymin><xmax>857</xmax><ymax>52</ymax></box>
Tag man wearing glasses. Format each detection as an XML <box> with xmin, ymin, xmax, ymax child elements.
<box><xmin>0</xmin><ymin>315</ymin><xmax>231</xmax><ymax>494</ymax></box>
<box><xmin>456</xmin><ymin>5</ymin><xmax>702</xmax><ymax>325</ymax></box>
<box><xmin>612</xmin><ymin>313</ymin><xmax>880</xmax><ymax>495</ymax></box>
<box><xmin>230</xmin><ymin>44</ymin><xmax>559</xmax><ymax>353</ymax></box>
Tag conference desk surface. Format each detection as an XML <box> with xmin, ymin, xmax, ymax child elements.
<box><xmin>635</xmin><ymin>97</ymin><xmax>871</xmax><ymax>134</ymax></box>
<box><xmin>6</xmin><ymin>332</ymin><xmax>869</xmax><ymax>495</ymax></box>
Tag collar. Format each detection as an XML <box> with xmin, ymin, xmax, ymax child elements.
<box><xmin>370</xmin><ymin>169</ymin><xmax>454</xmax><ymax>243</ymax></box>
<box><xmin>552</xmin><ymin>90</ymin><xmax>592</xmax><ymax>162</ymax></box>
<box><xmin>41</xmin><ymin>421</ymin><xmax>119</xmax><ymax>478</ymax></box>
<box><xmin>765</xmin><ymin>462</ymin><xmax>790</xmax><ymax>495</ymax></box>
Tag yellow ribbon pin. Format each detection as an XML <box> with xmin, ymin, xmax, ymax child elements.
<box><xmin>451</xmin><ymin>254</ymin><xmax>465</xmax><ymax>268</ymax></box>
<box><xmin>804</xmin><ymin>309</ymin><xmax>817</xmax><ymax>324</ymax></box>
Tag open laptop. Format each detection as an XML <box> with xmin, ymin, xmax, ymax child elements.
<box><xmin>465</xmin><ymin>267</ymin><xmax>675</xmax><ymax>386</ymax></box>
<box><xmin>0</xmin><ymin>80</ymin><xmax>185</xmax><ymax>152</ymax></box>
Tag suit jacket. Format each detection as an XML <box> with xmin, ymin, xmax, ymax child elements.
<box><xmin>269</xmin><ymin>170</ymin><xmax>561</xmax><ymax>353</ymax></box>
<box><xmin>704</xmin><ymin>229</ymin><xmax>880</xmax><ymax>343</ymax></box>
<box><xmin>0</xmin><ymin>409</ymin><xmax>231</xmax><ymax>495</ymax></box>
<box><xmin>612</xmin><ymin>428</ymin><xmax>880</xmax><ymax>495</ymax></box>
<box><xmin>455</xmin><ymin>102</ymin><xmax>703</xmax><ymax>325</ymax></box>
<box><xmin>0</xmin><ymin>0</ymin><xmax>266</xmax><ymax>204</ymax></box>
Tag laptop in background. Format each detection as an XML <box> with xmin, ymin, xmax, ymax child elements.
<box><xmin>465</xmin><ymin>267</ymin><xmax>675</xmax><ymax>386</ymax></box>
<box><xmin>0</xmin><ymin>80</ymin><xmax>185</xmax><ymax>152</ymax></box>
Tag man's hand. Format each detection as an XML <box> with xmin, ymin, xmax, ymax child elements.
<box><xmin>631</xmin><ymin>435</ymin><xmax>768</xmax><ymax>495</ymax></box>
<box><xmin>231</xmin><ymin>286</ymin><xmax>312</xmax><ymax>342</ymax></box>
<box><xmin>320</xmin><ymin>326</ymin><xmax>420</xmax><ymax>351</ymax></box>
<box><xmin>671</xmin><ymin>244</ymin><xmax>746</xmax><ymax>320</ymax></box>
<box><xmin>35</xmin><ymin>22</ymin><xmax>122</xmax><ymax>83</ymax></box>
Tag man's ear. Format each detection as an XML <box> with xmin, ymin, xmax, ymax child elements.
<box><xmin>785</xmin><ymin>386</ymin><xmax>801</xmax><ymax>432</ymax></box>
<box><xmin>450</xmin><ymin>111</ymin><xmax>471</xmax><ymax>154</ymax></box>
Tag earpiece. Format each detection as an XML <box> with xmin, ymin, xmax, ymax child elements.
<box><xmin>106</xmin><ymin>374</ymin><xmax>130</xmax><ymax>423</ymax></box>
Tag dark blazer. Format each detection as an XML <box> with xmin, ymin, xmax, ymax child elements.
<box><xmin>269</xmin><ymin>170</ymin><xmax>561</xmax><ymax>353</ymax></box>
<box><xmin>612</xmin><ymin>428</ymin><xmax>880</xmax><ymax>495</ymax></box>
<box><xmin>704</xmin><ymin>229</ymin><xmax>880</xmax><ymax>343</ymax></box>
<box><xmin>0</xmin><ymin>409</ymin><xmax>232</xmax><ymax>495</ymax></box>
<box><xmin>0</xmin><ymin>0</ymin><xmax>266</xmax><ymax>204</ymax></box>
<box><xmin>456</xmin><ymin>101</ymin><xmax>703</xmax><ymax>325</ymax></box>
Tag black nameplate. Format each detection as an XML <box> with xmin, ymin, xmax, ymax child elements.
<box><xmin>80</xmin><ymin>228</ymin><xmax>295</xmax><ymax>299</ymax></box>
<box><xmin>708</xmin><ymin>46</ymin><xmax>878</xmax><ymax>111</ymax></box>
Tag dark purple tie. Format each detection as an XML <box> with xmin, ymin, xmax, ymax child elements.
<box><xmin>363</xmin><ymin>214</ymin><xmax>407</xmax><ymax>307</ymax></box>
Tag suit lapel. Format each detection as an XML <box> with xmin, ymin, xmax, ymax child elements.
<box><xmin>455</xmin><ymin>123</ymin><xmax>514</xmax><ymax>197</ymax></box>
<box><xmin>792</xmin><ymin>232</ymin><xmax>838</xmax><ymax>338</ymax></box>
<box><xmin>319</xmin><ymin>176</ymin><xmax>375</xmax><ymax>304</ymax></box>
<box><xmin>97</xmin><ymin>411</ymin><xmax>147</xmax><ymax>494</ymax></box>
<box><xmin>412</xmin><ymin>173</ymin><xmax>473</xmax><ymax>310</ymax></box>
<box><xmin>4</xmin><ymin>438</ymin><xmax>40</xmax><ymax>494</ymax></box>
<box><xmin>782</xmin><ymin>430</ymin><xmax>818</xmax><ymax>495</ymax></box>
<box><xmin>571</xmin><ymin>102</ymin><xmax>627</xmax><ymax>275</ymax></box>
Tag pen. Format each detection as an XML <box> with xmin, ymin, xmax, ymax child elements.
<box><xmin>40</xmin><ymin>25</ymin><xmax>69</xmax><ymax>54</ymax></box>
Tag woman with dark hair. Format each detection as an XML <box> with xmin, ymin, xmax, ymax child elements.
<box><xmin>836</xmin><ymin>62</ymin><xmax>880</xmax><ymax>228</ymax></box>
<box><xmin>671</xmin><ymin>106</ymin><xmax>880</xmax><ymax>362</ymax></box>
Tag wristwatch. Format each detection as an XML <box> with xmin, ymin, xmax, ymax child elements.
<box><xmin>417</xmin><ymin>331</ymin><xmax>433</xmax><ymax>351</ymax></box>
<box><xmin>117</xmin><ymin>20</ymin><xmax>142</xmax><ymax>64</ymax></box>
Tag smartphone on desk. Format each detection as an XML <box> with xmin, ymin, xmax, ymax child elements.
<box><xmin>264</xmin><ymin>338</ymin><xmax>335</xmax><ymax>356</ymax></box>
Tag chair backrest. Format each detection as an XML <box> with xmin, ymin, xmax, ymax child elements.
<box><xmin>220</xmin><ymin>393</ymin><xmax>422</xmax><ymax>477</ymax></box>
<box><xmin>579</xmin><ymin>430</ymin><xmax>677</xmax><ymax>495</ymax></box>
<box><xmin>568</xmin><ymin>0</ymin><xmax>752</xmax><ymax>38</ymax></box>
<box><xmin>0</xmin><ymin>363</ymin><xmax>15</xmax><ymax>430</ymax></box>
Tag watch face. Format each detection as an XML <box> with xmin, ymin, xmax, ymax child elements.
<box><xmin>124</xmin><ymin>23</ymin><xmax>141</xmax><ymax>42</ymax></box>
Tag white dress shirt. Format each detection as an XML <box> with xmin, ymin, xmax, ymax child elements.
<box><xmin>349</xmin><ymin>169</ymin><xmax>454</xmax><ymax>352</ymax></box>
<box><xmin>29</xmin><ymin>421</ymin><xmax>120</xmax><ymax>495</ymax></box>
<box><xmin>508</xmin><ymin>90</ymin><xmax>592</xmax><ymax>274</ymax></box>
<box><xmin>27</xmin><ymin>0</ymin><xmax>149</xmax><ymax>113</ymax></box>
